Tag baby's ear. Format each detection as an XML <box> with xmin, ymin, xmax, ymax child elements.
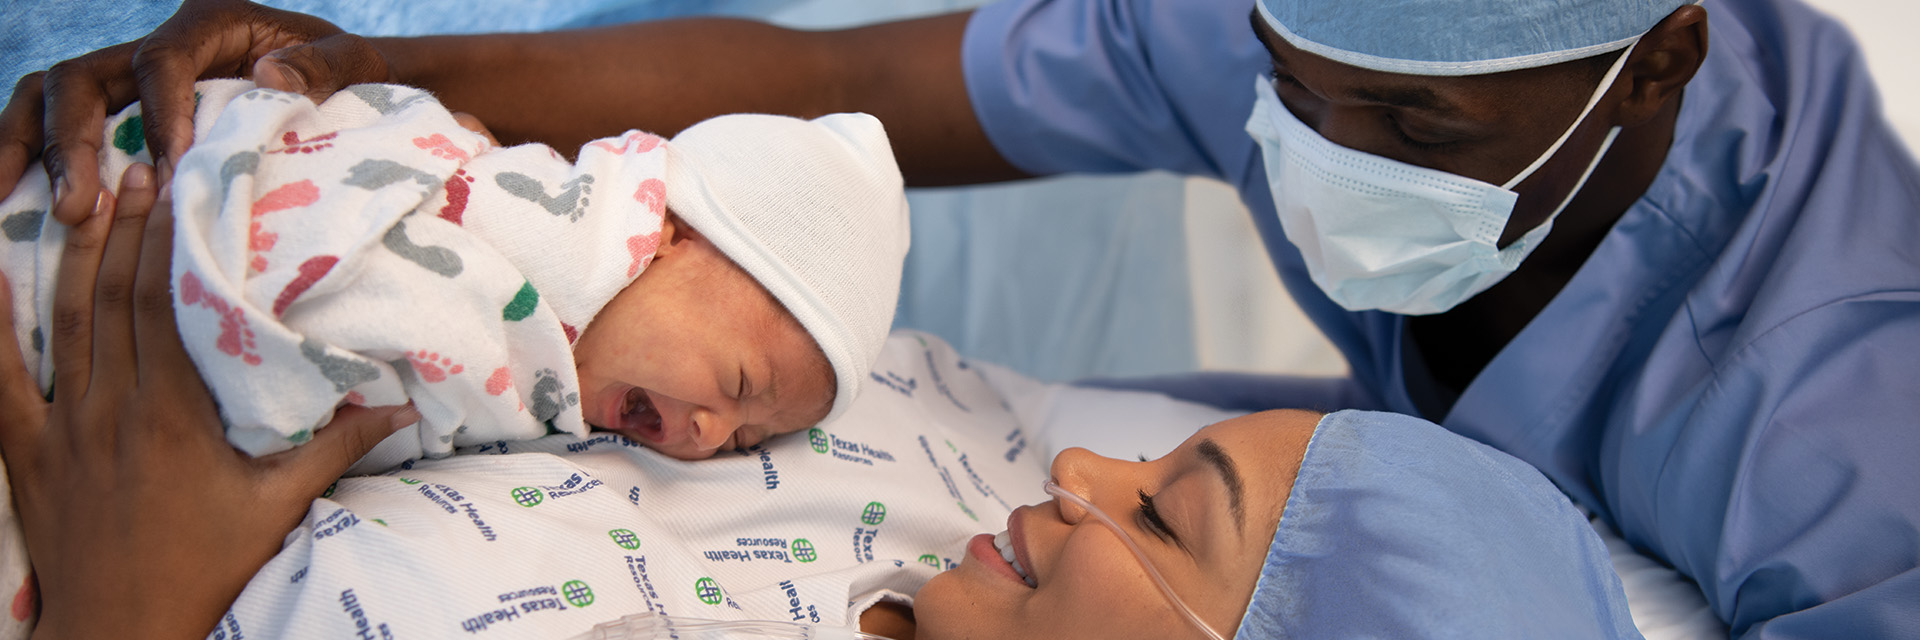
<box><xmin>655</xmin><ymin>212</ymin><xmax>707</xmax><ymax>256</ymax></box>
<box><xmin>654</xmin><ymin>213</ymin><xmax>684</xmax><ymax>257</ymax></box>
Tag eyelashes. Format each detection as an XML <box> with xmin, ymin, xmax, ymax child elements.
<box><xmin>1137</xmin><ymin>490</ymin><xmax>1179</xmax><ymax>545</ymax></box>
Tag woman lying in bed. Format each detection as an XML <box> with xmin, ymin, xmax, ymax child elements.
<box><xmin>0</xmin><ymin>171</ymin><xmax>1641</xmax><ymax>639</ymax></box>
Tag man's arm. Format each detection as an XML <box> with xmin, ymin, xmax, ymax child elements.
<box><xmin>0</xmin><ymin>1</ymin><xmax>1026</xmax><ymax>227</ymax></box>
<box><xmin>369</xmin><ymin>13</ymin><xmax>1023</xmax><ymax>185</ymax></box>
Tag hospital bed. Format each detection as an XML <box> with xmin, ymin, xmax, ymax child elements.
<box><xmin>5</xmin><ymin>0</ymin><xmax>1913</xmax><ymax>637</ymax></box>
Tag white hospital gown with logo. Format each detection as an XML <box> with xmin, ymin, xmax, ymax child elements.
<box><xmin>213</xmin><ymin>332</ymin><xmax>1047</xmax><ymax>640</ymax></box>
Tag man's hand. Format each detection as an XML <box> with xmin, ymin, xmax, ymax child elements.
<box><xmin>0</xmin><ymin>164</ymin><xmax>416</xmax><ymax>640</ymax></box>
<box><xmin>0</xmin><ymin>0</ymin><xmax>389</xmax><ymax>223</ymax></box>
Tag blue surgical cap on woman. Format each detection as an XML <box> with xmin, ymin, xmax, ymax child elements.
<box><xmin>1256</xmin><ymin>0</ymin><xmax>1697</xmax><ymax>76</ymax></box>
<box><xmin>1236</xmin><ymin>410</ymin><xmax>1643</xmax><ymax>639</ymax></box>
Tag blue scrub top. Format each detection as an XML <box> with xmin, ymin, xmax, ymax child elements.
<box><xmin>962</xmin><ymin>0</ymin><xmax>1920</xmax><ymax>636</ymax></box>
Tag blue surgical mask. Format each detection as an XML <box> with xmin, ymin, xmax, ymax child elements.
<box><xmin>1243</xmin><ymin>46</ymin><xmax>1633</xmax><ymax>315</ymax></box>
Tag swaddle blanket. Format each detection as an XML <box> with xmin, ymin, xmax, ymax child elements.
<box><xmin>1</xmin><ymin>79</ymin><xmax>667</xmax><ymax>458</ymax></box>
<box><xmin>215</xmin><ymin>331</ymin><xmax>1045</xmax><ymax>639</ymax></box>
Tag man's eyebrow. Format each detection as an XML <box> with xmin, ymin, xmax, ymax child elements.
<box><xmin>1352</xmin><ymin>86</ymin><xmax>1456</xmax><ymax>113</ymax></box>
<box><xmin>1196</xmin><ymin>439</ymin><xmax>1245</xmax><ymax>532</ymax></box>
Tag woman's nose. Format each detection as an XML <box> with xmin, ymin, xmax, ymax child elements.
<box><xmin>1048</xmin><ymin>447</ymin><xmax>1109</xmax><ymax>524</ymax></box>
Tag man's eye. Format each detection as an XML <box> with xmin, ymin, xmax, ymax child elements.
<box><xmin>1385</xmin><ymin>113</ymin><xmax>1460</xmax><ymax>152</ymax></box>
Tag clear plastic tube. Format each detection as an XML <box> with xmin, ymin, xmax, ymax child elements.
<box><xmin>570</xmin><ymin>613</ymin><xmax>895</xmax><ymax>640</ymax></box>
<box><xmin>1044</xmin><ymin>480</ymin><xmax>1229</xmax><ymax>640</ymax></box>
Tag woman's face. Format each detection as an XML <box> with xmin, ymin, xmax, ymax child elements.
<box><xmin>914</xmin><ymin>409</ymin><xmax>1321</xmax><ymax>640</ymax></box>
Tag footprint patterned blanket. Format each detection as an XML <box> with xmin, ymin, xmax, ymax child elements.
<box><xmin>0</xmin><ymin>79</ymin><xmax>668</xmax><ymax>459</ymax></box>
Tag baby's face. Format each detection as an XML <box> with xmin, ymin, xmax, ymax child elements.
<box><xmin>572</xmin><ymin>216</ymin><xmax>835</xmax><ymax>460</ymax></box>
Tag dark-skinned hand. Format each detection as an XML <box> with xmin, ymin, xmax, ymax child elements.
<box><xmin>0</xmin><ymin>164</ymin><xmax>418</xmax><ymax>640</ymax></box>
<box><xmin>0</xmin><ymin>0</ymin><xmax>391</xmax><ymax>223</ymax></box>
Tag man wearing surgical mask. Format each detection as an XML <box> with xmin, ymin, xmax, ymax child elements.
<box><xmin>4</xmin><ymin>0</ymin><xmax>1918</xmax><ymax>637</ymax></box>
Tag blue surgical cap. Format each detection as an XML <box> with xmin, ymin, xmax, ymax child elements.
<box><xmin>1256</xmin><ymin>0</ymin><xmax>1698</xmax><ymax>76</ymax></box>
<box><xmin>1236</xmin><ymin>410</ymin><xmax>1643</xmax><ymax>639</ymax></box>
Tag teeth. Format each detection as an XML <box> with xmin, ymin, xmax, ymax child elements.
<box><xmin>991</xmin><ymin>530</ymin><xmax>1035</xmax><ymax>587</ymax></box>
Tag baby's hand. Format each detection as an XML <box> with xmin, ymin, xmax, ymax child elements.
<box><xmin>452</xmin><ymin>112</ymin><xmax>500</xmax><ymax>148</ymax></box>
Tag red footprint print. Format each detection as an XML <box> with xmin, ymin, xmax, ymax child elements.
<box><xmin>273</xmin><ymin>255</ymin><xmax>339</xmax><ymax>316</ymax></box>
<box><xmin>627</xmin><ymin>232</ymin><xmax>660</xmax><ymax>277</ymax></box>
<box><xmin>413</xmin><ymin>133</ymin><xmax>472</xmax><ymax>162</ymax></box>
<box><xmin>439</xmin><ymin>170</ymin><xmax>475</xmax><ymax>225</ymax></box>
<box><xmin>407</xmin><ymin>349</ymin><xmax>465</xmax><ymax>383</ymax></box>
<box><xmin>486</xmin><ymin>367</ymin><xmax>514</xmax><ymax>395</ymax></box>
<box><xmin>633</xmin><ymin>178</ymin><xmax>666</xmax><ymax>217</ymax></box>
<box><xmin>179</xmin><ymin>271</ymin><xmax>263</xmax><ymax>366</ymax></box>
<box><xmin>10</xmin><ymin>573</ymin><xmax>34</xmax><ymax>623</ymax></box>
<box><xmin>344</xmin><ymin>391</ymin><xmax>367</xmax><ymax>406</ymax></box>
<box><xmin>561</xmin><ymin>322</ymin><xmax>579</xmax><ymax>344</ymax></box>
<box><xmin>588</xmin><ymin>131</ymin><xmax>663</xmax><ymax>155</ymax></box>
<box><xmin>268</xmin><ymin>130</ymin><xmax>337</xmax><ymax>154</ymax></box>
<box><xmin>249</xmin><ymin>180</ymin><xmax>320</xmax><ymax>273</ymax></box>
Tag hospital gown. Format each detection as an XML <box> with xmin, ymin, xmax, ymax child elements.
<box><xmin>961</xmin><ymin>0</ymin><xmax>1920</xmax><ymax>636</ymax></box>
<box><xmin>215</xmin><ymin>331</ymin><xmax>1046</xmax><ymax>639</ymax></box>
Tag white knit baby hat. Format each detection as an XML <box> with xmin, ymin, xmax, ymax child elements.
<box><xmin>663</xmin><ymin>112</ymin><xmax>910</xmax><ymax>425</ymax></box>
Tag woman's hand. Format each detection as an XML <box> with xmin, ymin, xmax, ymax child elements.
<box><xmin>0</xmin><ymin>0</ymin><xmax>390</xmax><ymax>223</ymax></box>
<box><xmin>0</xmin><ymin>164</ymin><xmax>418</xmax><ymax>640</ymax></box>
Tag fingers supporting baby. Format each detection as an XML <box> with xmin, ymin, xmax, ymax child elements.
<box><xmin>46</xmin><ymin>183</ymin><xmax>115</xmax><ymax>402</ymax></box>
<box><xmin>133</xmin><ymin>178</ymin><xmax>192</xmax><ymax>387</ymax></box>
<box><xmin>253</xmin><ymin>33</ymin><xmax>393</xmax><ymax>106</ymax></box>
<box><xmin>0</xmin><ymin>73</ymin><xmax>49</xmax><ymax>208</ymax></box>
<box><xmin>266</xmin><ymin>403</ymin><xmax>421</xmax><ymax>501</ymax></box>
<box><xmin>88</xmin><ymin>164</ymin><xmax>159</xmax><ymax>392</ymax></box>
<box><xmin>36</xmin><ymin>41</ymin><xmax>144</xmax><ymax>226</ymax></box>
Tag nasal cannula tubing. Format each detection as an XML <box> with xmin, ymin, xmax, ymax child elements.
<box><xmin>570</xmin><ymin>613</ymin><xmax>895</xmax><ymax>640</ymax></box>
<box><xmin>1044</xmin><ymin>480</ymin><xmax>1230</xmax><ymax>640</ymax></box>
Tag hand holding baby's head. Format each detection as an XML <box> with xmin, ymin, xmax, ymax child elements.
<box><xmin>572</xmin><ymin>113</ymin><xmax>910</xmax><ymax>460</ymax></box>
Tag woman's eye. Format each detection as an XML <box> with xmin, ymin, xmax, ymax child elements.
<box><xmin>1137</xmin><ymin>490</ymin><xmax>1181</xmax><ymax>545</ymax></box>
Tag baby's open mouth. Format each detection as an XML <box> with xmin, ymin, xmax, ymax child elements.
<box><xmin>618</xmin><ymin>387</ymin><xmax>666</xmax><ymax>442</ymax></box>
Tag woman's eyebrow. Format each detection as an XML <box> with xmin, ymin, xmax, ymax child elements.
<box><xmin>1195</xmin><ymin>439</ymin><xmax>1245</xmax><ymax>532</ymax></box>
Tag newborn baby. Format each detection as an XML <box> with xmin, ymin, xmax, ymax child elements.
<box><xmin>0</xmin><ymin>80</ymin><xmax>910</xmax><ymax>462</ymax></box>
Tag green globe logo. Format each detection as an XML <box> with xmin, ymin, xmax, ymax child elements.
<box><xmin>918</xmin><ymin>554</ymin><xmax>940</xmax><ymax>567</ymax></box>
<box><xmin>808</xmin><ymin>428</ymin><xmax>829</xmax><ymax>454</ymax></box>
<box><xmin>792</xmin><ymin>538</ymin><xmax>818</xmax><ymax>563</ymax></box>
<box><xmin>608</xmin><ymin>529</ymin><xmax>641</xmax><ymax>550</ymax></box>
<box><xmin>511</xmin><ymin>486</ymin><xmax>544</xmax><ymax>507</ymax></box>
<box><xmin>694</xmin><ymin>577</ymin><xmax>722</xmax><ymax>605</ymax></box>
<box><xmin>562</xmin><ymin>580</ymin><xmax>594</xmax><ymax>607</ymax></box>
<box><xmin>861</xmin><ymin>501</ymin><xmax>888</xmax><ymax>525</ymax></box>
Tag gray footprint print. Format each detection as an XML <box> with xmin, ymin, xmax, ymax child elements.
<box><xmin>3</xmin><ymin>209</ymin><xmax>44</xmax><ymax>242</ymax></box>
<box><xmin>346</xmin><ymin>85</ymin><xmax>437</xmax><ymax>115</ymax></box>
<box><xmin>382</xmin><ymin>219</ymin><xmax>464</xmax><ymax>278</ymax></box>
<box><xmin>343</xmin><ymin>159</ymin><xmax>440</xmax><ymax>191</ymax></box>
<box><xmin>301</xmin><ymin>338</ymin><xmax>382</xmax><ymax>392</ymax></box>
<box><xmin>495</xmin><ymin>172</ymin><xmax>594</xmax><ymax>222</ymax></box>
<box><xmin>529</xmin><ymin>368</ymin><xmax>581</xmax><ymax>432</ymax></box>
